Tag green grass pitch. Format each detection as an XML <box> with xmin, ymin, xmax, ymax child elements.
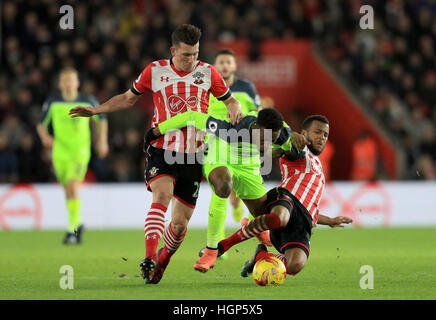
<box><xmin>1</xmin><ymin>227</ymin><xmax>435</xmax><ymax>300</ymax></box>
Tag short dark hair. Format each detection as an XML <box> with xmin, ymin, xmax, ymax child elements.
<box><xmin>171</xmin><ymin>24</ymin><xmax>202</xmax><ymax>46</ymax></box>
<box><xmin>257</xmin><ymin>108</ymin><xmax>284</xmax><ymax>131</ymax></box>
<box><xmin>214</xmin><ymin>48</ymin><xmax>235</xmax><ymax>60</ymax></box>
<box><xmin>302</xmin><ymin>115</ymin><xmax>329</xmax><ymax>130</ymax></box>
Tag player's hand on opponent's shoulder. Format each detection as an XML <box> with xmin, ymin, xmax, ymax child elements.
<box><xmin>290</xmin><ymin>132</ymin><xmax>310</xmax><ymax>150</ymax></box>
<box><xmin>226</xmin><ymin>103</ymin><xmax>243</xmax><ymax>125</ymax></box>
<box><xmin>227</xmin><ymin>108</ymin><xmax>243</xmax><ymax>125</ymax></box>
<box><xmin>69</xmin><ymin>106</ymin><xmax>96</xmax><ymax>118</ymax></box>
<box><xmin>328</xmin><ymin>216</ymin><xmax>353</xmax><ymax>228</ymax></box>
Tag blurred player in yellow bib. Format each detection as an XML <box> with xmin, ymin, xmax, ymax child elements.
<box><xmin>37</xmin><ymin>68</ymin><xmax>108</xmax><ymax>244</ymax></box>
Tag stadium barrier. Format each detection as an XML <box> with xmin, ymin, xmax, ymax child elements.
<box><xmin>0</xmin><ymin>182</ymin><xmax>435</xmax><ymax>230</ymax></box>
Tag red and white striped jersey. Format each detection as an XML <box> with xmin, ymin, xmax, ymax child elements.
<box><xmin>131</xmin><ymin>59</ymin><xmax>230</xmax><ymax>153</ymax></box>
<box><xmin>279</xmin><ymin>146</ymin><xmax>325</xmax><ymax>224</ymax></box>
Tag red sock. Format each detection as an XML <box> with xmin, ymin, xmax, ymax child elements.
<box><xmin>144</xmin><ymin>203</ymin><xmax>167</xmax><ymax>259</ymax></box>
<box><xmin>220</xmin><ymin>213</ymin><xmax>281</xmax><ymax>252</ymax></box>
<box><xmin>159</xmin><ymin>222</ymin><xmax>187</xmax><ymax>267</ymax></box>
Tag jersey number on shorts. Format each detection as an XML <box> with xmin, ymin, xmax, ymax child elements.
<box><xmin>193</xmin><ymin>181</ymin><xmax>200</xmax><ymax>199</ymax></box>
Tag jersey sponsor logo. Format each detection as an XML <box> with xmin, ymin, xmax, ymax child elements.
<box><xmin>167</xmin><ymin>95</ymin><xmax>198</xmax><ymax>115</ymax></box>
<box><xmin>161</xmin><ymin>76</ymin><xmax>169</xmax><ymax>82</ymax></box>
<box><xmin>192</xmin><ymin>72</ymin><xmax>204</xmax><ymax>84</ymax></box>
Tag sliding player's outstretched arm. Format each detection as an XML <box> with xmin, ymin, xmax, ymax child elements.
<box><xmin>316</xmin><ymin>214</ymin><xmax>353</xmax><ymax>228</ymax></box>
<box><xmin>69</xmin><ymin>89</ymin><xmax>140</xmax><ymax>118</ymax></box>
<box><xmin>149</xmin><ymin>110</ymin><xmax>251</xmax><ymax>141</ymax></box>
<box><xmin>271</xmin><ymin>121</ymin><xmax>309</xmax><ymax>159</ymax></box>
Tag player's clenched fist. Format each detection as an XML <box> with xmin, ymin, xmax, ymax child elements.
<box><xmin>69</xmin><ymin>106</ymin><xmax>96</xmax><ymax>118</ymax></box>
<box><xmin>290</xmin><ymin>132</ymin><xmax>310</xmax><ymax>150</ymax></box>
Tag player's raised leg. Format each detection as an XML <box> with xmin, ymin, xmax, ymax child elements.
<box><xmin>240</xmin><ymin>196</ymin><xmax>272</xmax><ymax>246</ymax></box>
<box><xmin>218</xmin><ymin>197</ymin><xmax>290</xmax><ymax>255</ymax></box>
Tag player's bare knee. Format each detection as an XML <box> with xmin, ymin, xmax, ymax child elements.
<box><xmin>272</xmin><ymin>206</ymin><xmax>290</xmax><ymax>227</ymax></box>
<box><xmin>153</xmin><ymin>191</ymin><xmax>172</xmax><ymax>206</ymax></box>
<box><xmin>287</xmin><ymin>260</ymin><xmax>305</xmax><ymax>275</ymax></box>
<box><xmin>215</xmin><ymin>182</ymin><xmax>232</xmax><ymax>198</ymax></box>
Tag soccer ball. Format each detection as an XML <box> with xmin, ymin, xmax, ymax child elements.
<box><xmin>252</xmin><ymin>256</ymin><xmax>287</xmax><ymax>286</ymax></box>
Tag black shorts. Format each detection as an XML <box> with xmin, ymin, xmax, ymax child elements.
<box><xmin>144</xmin><ymin>146</ymin><xmax>203</xmax><ymax>208</ymax></box>
<box><xmin>265</xmin><ymin>187</ymin><xmax>313</xmax><ymax>257</ymax></box>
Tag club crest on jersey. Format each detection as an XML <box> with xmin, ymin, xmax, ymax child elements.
<box><xmin>310</xmin><ymin>159</ymin><xmax>323</xmax><ymax>176</ymax></box>
<box><xmin>167</xmin><ymin>95</ymin><xmax>198</xmax><ymax>115</ymax></box>
<box><xmin>149</xmin><ymin>167</ymin><xmax>159</xmax><ymax>177</ymax></box>
<box><xmin>192</xmin><ymin>72</ymin><xmax>204</xmax><ymax>84</ymax></box>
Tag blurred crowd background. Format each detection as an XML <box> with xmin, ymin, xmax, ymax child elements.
<box><xmin>1</xmin><ymin>0</ymin><xmax>435</xmax><ymax>183</ymax></box>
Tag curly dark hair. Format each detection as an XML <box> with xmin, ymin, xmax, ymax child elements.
<box><xmin>257</xmin><ymin>108</ymin><xmax>284</xmax><ymax>131</ymax></box>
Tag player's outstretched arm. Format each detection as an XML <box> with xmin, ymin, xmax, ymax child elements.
<box><xmin>317</xmin><ymin>214</ymin><xmax>353</xmax><ymax>228</ymax></box>
<box><xmin>69</xmin><ymin>90</ymin><xmax>139</xmax><ymax>118</ymax></box>
<box><xmin>143</xmin><ymin>111</ymin><xmax>209</xmax><ymax>151</ymax></box>
<box><xmin>157</xmin><ymin>111</ymin><xmax>208</xmax><ymax>134</ymax></box>
<box><xmin>290</xmin><ymin>132</ymin><xmax>310</xmax><ymax>150</ymax></box>
<box><xmin>271</xmin><ymin>122</ymin><xmax>309</xmax><ymax>159</ymax></box>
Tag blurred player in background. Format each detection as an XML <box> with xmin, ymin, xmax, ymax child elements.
<box><xmin>212</xmin><ymin>115</ymin><xmax>352</xmax><ymax>276</ymax></box>
<box><xmin>37</xmin><ymin>68</ymin><xmax>109</xmax><ymax>244</ymax></box>
<box><xmin>70</xmin><ymin>24</ymin><xmax>243</xmax><ymax>284</ymax></box>
<box><xmin>204</xmin><ymin>49</ymin><xmax>263</xmax><ymax>260</ymax></box>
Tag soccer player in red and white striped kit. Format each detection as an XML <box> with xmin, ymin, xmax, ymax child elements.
<box><xmin>69</xmin><ymin>24</ymin><xmax>243</xmax><ymax>284</ymax></box>
<box><xmin>214</xmin><ymin>115</ymin><xmax>353</xmax><ymax>277</ymax></box>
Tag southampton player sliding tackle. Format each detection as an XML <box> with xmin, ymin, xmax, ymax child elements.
<box><xmin>234</xmin><ymin>115</ymin><xmax>353</xmax><ymax>278</ymax></box>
